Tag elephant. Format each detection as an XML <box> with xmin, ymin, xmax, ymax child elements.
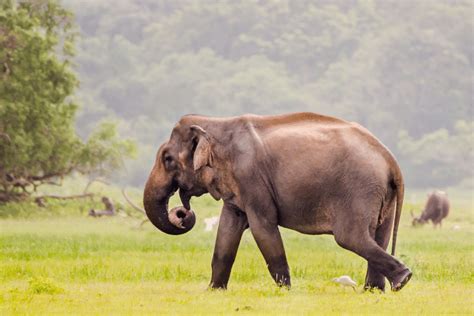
<box><xmin>411</xmin><ymin>190</ymin><xmax>450</xmax><ymax>228</ymax></box>
<box><xmin>143</xmin><ymin>112</ymin><xmax>412</xmax><ymax>292</ymax></box>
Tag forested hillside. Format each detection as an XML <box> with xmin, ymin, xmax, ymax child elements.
<box><xmin>62</xmin><ymin>0</ymin><xmax>472</xmax><ymax>188</ymax></box>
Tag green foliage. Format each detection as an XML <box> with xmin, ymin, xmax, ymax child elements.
<box><xmin>0</xmin><ymin>1</ymin><xmax>136</xmax><ymax>201</ymax></box>
<box><xmin>0</xmin><ymin>0</ymin><xmax>79</xmax><ymax>178</ymax></box>
<box><xmin>78</xmin><ymin>121</ymin><xmax>137</xmax><ymax>177</ymax></box>
<box><xmin>59</xmin><ymin>0</ymin><xmax>472</xmax><ymax>188</ymax></box>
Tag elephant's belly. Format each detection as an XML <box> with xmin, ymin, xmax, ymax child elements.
<box><xmin>278</xmin><ymin>205</ymin><xmax>334</xmax><ymax>235</ymax></box>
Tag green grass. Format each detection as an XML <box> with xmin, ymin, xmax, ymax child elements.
<box><xmin>0</xmin><ymin>191</ymin><xmax>473</xmax><ymax>315</ymax></box>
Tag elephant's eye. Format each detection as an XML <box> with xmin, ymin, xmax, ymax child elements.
<box><xmin>163</xmin><ymin>153</ymin><xmax>175</xmax><ymax>169</ymax></box>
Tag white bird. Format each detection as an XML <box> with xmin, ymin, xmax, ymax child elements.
<box><xmin>332</xmin><ymin>275</ymin><xmax>357</xmax><ymax>290</ymax></box>
<box><xmin>204</xmin><ymin>216</ymin><xmax>219</xmax><ymax>232</ymax></box>
<box><xmin>451</xmin><ymin>224</ymin><xmax>461</xmax><ymax>231</ymax></box>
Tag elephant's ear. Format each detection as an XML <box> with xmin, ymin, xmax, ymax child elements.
<box><xmin>190</xmin><ymin>125</ymin><xmax>213</xmax><ymax>171</ymax></box>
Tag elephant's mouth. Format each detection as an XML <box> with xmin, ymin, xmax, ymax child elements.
<box><xmin>179</xmin><ymin>188</ymin><xmax>192</xmax><ymax>210</ymax></box>
<box><xmin>179</xmin><ymin>185</ymin><xmax>208</xmax><ymax>207</ymax></box>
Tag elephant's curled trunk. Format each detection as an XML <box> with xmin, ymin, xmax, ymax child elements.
<box><xmin>143</xmin><ymin>179</ymin><xmax>196</xmax><ymax>235</ymax></box>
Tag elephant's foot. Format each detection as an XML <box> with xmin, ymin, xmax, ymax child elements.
<box><xmin>273</xmin><ymin>273</ymin><xmax>291</xmax><ymax>289</ymax></box>
<box><xmin>364</xmin><ymin>286</ymin><xmax>385</xmax><ymax>293</ymax></box>
<box><xmin>364</xmin><ymin>266</ymin><xmax>386</xmax><ymax>292</ymax></box>
<box><xmin>390</xmin><ymin>268</ymin><xmax>412</xmax><ymax>292</ymax></box>
<box><xmin>276</xmin><ymin>280</ymin><xmax>291</xmax><ymax>289</ymax></box>
<box><xmin>364</xmin><ymin>281</ymin><xmax>385</xmax><ymax>293</ymax></box>
<box><xmin>208</xmin><ymin>282</ymin><xmax>227</xmax><ymax>290</ymax></box>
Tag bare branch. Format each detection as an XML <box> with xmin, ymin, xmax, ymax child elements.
<box><xmin>35</xmin><ymin>192</ymin><xmax>94</xmax><ymax>201</ymax></box>
<box><xmin>34</xmin><ymin>193</ymin><xmax>94</xmax><ymax>207</ymax></box>
<box><xmin>121</xmin><ymin>188</ymin><xmax>146</xmax><ymax>215</ymax></box>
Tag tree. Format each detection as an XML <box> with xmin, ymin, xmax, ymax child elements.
<box><xmin>0</xmin><ymin>0</ymin><xmax>135</xmax><ymax>202</ymax></box>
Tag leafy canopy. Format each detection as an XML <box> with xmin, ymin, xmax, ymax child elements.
<box><xmin>0</xmin><ymin>0</ymin><xmax>135</xmax><ymax>201</ymax></box>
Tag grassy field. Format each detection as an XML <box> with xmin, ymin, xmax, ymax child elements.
<box><xmin>0</xmin><ymin>189</ymin><xmax>473</xmax><ymax>315</ymax></box>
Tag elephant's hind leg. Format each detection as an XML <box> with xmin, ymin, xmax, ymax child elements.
<box><xmin>365</xmin><ymin>198</ymin><xmax>396</xmax><ymax>292</ymax></box>
<box><xmin>333</xmin><ymin>199</ymin><xmax>411</xmax><ymax>292</ymax></box>
<box><xmin>364</xmin><ymin>215</ymin><xmax>393</xmax><ymax>291</ymax></box>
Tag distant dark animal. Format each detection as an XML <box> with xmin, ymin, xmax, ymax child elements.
<box><xmin>411</xmin><ymin>191</ymin><xmax>450</xmax><ymax>228</ymax></box>
<box><xmin>89</xmin><ymin>196</ymin><xmax>115</xmax><ymax>217</ymax></box>
<box><xmin>143</xmin><ymin>112</ymin><xmax>412</xmax><ymax>292</ymax></box>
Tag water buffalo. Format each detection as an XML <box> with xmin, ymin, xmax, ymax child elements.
<box><xmin>412</xmin><ymin>190</ymin><xmax>450</xmax><ymax>227</ymax></box>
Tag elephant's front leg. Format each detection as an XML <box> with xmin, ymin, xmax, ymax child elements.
<box><xmin>247</xmin><ymin>212</ymin><xmax>291</xmax><ymax>288</ymax></box>
<box><xmin>210</xmin><ymin>204</ymin><xmax>248</xmax><ymax>289</ymax></box>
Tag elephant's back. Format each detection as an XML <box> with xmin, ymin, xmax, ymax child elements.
<box><xmin>253</xmin><ymin>113</ymin><xmax>386</xmax><ymax>152</ymax></box>
<box><xmin>237</xmin><ymin>111</ymin><xmax>403</xmax><ymax>194</ymax></box>
<box><xmin>259</xmin><ymin>119</ymin><xmax>393</xmax><ymax>194</ymax></box>
<box><xmin>258</xmin><ymin>117</ymin><xmax>392</xmax><ymax>168</ymax></box>
<box><xmin>246</xmin><ymin>112</ymin><xmax>348</xmax><ymax>128</ymax></box>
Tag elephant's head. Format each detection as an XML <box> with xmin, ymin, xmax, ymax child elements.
<box><xmin>143</xmin><ymin>120</ymin><xmax>216</xmax><ymax>235</ymax></box>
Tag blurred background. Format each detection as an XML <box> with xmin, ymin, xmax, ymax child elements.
<box><xmin>66</xmin><ymin>0</ymin><xmax>472</xmax><ymax>189</ymax></box>
<box><xmin>1</xmin><ymin>2</ymin><xmax>472</xmax><ymax>313</ymax></box>
<box><xmin>1</xmin><ymin>0</ymin><xmax>473</xmax><ymax>194</ymax></box>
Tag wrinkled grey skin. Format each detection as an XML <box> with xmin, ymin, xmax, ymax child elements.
<box><xmin>412</xmin><ymin>191</ymin><xmax>450</xmax><ymax>228</ymax></box>
<box><xmin>143</xmin><ymin>113</ymin><xmax>412</xmax><ymax>292</ymax></box>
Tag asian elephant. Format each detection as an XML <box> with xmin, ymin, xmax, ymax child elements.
<box><xmin>143</xmin><ymin>112</ymin><xmax>412</xmax><ymax>292</ymax></box>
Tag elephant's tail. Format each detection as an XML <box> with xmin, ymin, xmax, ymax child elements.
<box><xmin>391</xmin><ymin>175</ymin><xmax>404</xmax><ymax>256</ymax></box>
